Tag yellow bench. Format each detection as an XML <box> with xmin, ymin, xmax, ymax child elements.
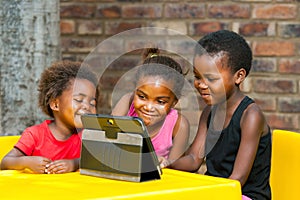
<box><xmin>0</xmin><ymin>135</ymin><xmax>20</xmax><ymax>162</ymax></box>
<box><xmin>270</xmin><ymin>129</ymin><xmax>300</xmax><ymax>200</ymax></box>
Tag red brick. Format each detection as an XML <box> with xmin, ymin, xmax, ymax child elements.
<box><xmin>122</xmin><ymin>5</ymin><xmax>162</xmax><ymax>18</ymax></box>
<box><xmin>253</xmin><ymin>78</ymin><xmax>297</xmax><ymax>94</ymax></box>
<box><xmin>82</xmin><ymin>54</ymin><xmax>113</xmax><ymax>72</ymax></box>
<box><xmin>61</xmin><ymin>37</ymin><xmax>97</xmax><ymax>53</ymax></box>
<box><xmin>99</xmin><ymin>72</ymin><xmax>135</xmax><ymax>102</ymax></box>
<box><xmin>95</xmin><ymin>39</ymin><xmax>126</xmax><ymax>54</ymax></box>
<box><xmin>266</xmin><ymin>114</ymin><xmax>298</xmax><ymax>130</ymax></box>
<box><xmin>124</xmin><ymin>39</ymin><xmax>167</xmax><ymax>53</ymax></box>
<box><xmin>164</xmin><ymin>3</ymin><xmax>205</xmax><ymax>18</ymax></box>
<box><xmin>62</xmin><ymin>53</ymin><xmax>91</xmax><ymax>62</ymax></box>
<box><xmin>75</xmin><ymin>0</ymin><xmax>108</xmax><ymax>2</ymax></box>
<box><xmin>253</xmin><ymin>4</ymin><xmax>297</xmax><ymax>19</ymax></box>
<box><xmin>190</xmin><ymin>22</ymin><xmax>229</xmax><ymax>36</ymax></box>
<box><xmin>105</xmin><ymin>22</ymin><xmax>143</xmax><ymax>35</ymax></box>
<box><xmin>278</xmin><ymin>98</ymin><xmax>300</xmax><ymax>112</ymax></box>
<box><xmin>96</xmin><ymin>4</ymin><xmax>121</xmax><ymax>18</ymax></box>
<box><xmin>238</xmin><ymin>22</ymin><xmax>274</xmax><ymax>37</ymax></box>
<box><xmin>235</xmin><ymin>0</ymin><xmax>271</xmax><ymax>1</ymax></box>
<box><xmin>60</xmin><ymin>20</ymin><xmax>75</xmax><ymax>34</ymax></box>
<box><xmin>107</xmin><ymin>55</ymin><xmax>140</xmax><ymax>71</ymax></box>
<box><xmin>252</xmin><ymin>58</ymin><xmax>276</xmax><ymax>72</ymax></box>
<box><xmin>78</xmin><ymin>20</ymin><xmax>102</xmax><ymax>35</ymax></box>
<box><xmin>147</xmin><ymin>21</ymin><xmax>188</xmax><ymax>35</ymax></box>
<box><xmin>208</xmin><ymin>4</ymin><xmax>250</xmax><ymax>18</ymax></box>
<box><xmin>275</xmin><ymin>0</ymin><xmax>294</xmax><ymax>2</ymax></box>
<box><xmin>278</xmin><ymin>23</ymin><xmax>300</xmax><ymax>38</ymax></box>
<box><xmin>279</xmin><ymin>59</ymin><xmax>300</xmax><ymax>74</ymax></box>
<box><xmin>252</xmin><ymin>41</ymin><xmax>295</xmax><ymax>56</ymax></box>
<box><xmin>58</xmin><ymin>0</ymin><xmax>300</xmax><ymax>134</ymax></box>
<box><xmin>60</xmin><ymin>4</ymin><xmax>95</xmax><ymax>18</ymax></box>
<box><xmin>252</xmin><ymin>96</ymin><xmax>276</xmax><ymax>111</ymax></box>
<box><xmin>166</xmin><ymin>39</ymin><xmax>197</xmax><ymax>55</ymax></box>
<box><xmin>126</xmin><ymin>37</ymin><xmax>195</xmax><ymax>56</ymax></box>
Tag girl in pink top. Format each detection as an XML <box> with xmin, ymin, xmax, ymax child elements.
<box><xmin>127</xmin><ymin>103</ymin><xmax>178</xmax><ymax>159</ymax></box>
<box><xmin>112</xmin><ymin>48</ymin><xmax>190</xmax><ymax>166</ymax></box>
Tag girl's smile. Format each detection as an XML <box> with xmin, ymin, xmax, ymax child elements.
<box><xmin>133</xmin><ymin>76</ymin><xmax>177</xmax><ymax>128</ymax></box>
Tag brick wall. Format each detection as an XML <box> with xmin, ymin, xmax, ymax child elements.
<box><xmin>60</xmin><ymin>0</ymin><xmax>300</xmax><ymax>136</ymax></box>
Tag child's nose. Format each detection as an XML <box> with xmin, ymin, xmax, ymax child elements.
<box><xmin>144</xmin><ymin>102</ymin><xmax>155</xmax><ymax>111</ymax></box>
<box><xmin>81</xmin><ymin>101</ymin><xmax>91</xmax><ymax>111</ymax></box>
<box><xmin>195</xmin><ymin>79</ymin><xmax>208</xmax><ymax>89</ymax></box>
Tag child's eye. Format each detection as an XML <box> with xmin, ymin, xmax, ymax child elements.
<box><xmin>194</xmin><ymin>75</ymin><xmax>201</xmax><ymax>80</ymax></box>
<box><xmin>138</xmin><ymin>94</ymin><xmax>146</xmax><ymax>100</ymax></box>
<box><xmin>74</xmin><ymin>98</ymin><xmax>83</xmax><ymax>103</ymax></box>
<box><xmin>90</xmin><ymin>100</ymin><xmax>96</xmax><ymax>107</ymax></box>
<box><xmin>207</xmin><ymin>77</ymin><xmax>217</xmax><ymax>82</ymax></box>
<box><xmin>157</xmin><ymin>100</ymin><xmax>167</xmax><ymax>105</ymax></box>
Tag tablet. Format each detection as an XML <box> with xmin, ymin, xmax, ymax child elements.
<box><xmin>80</xmin><ymin>114</ymin><xmax>161</xmax><ymax>182</ymax></box>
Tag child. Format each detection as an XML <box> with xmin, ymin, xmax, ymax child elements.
<box><xmin>0</xmin><ymin>60</ymin><xmax>98</xmax><ymax>174</ymax></box>
<box><xmin>167</xmin><ymin>30</ymin><xmax>271</xmax><ymax>200</ymax></box>
<box><xmin>112</xmin><ymin>48</ymin><xmax>190</xmax><ymax>165</ymax></box>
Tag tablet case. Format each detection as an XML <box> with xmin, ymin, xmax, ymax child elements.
<box><xmin>80</xmin><ymin>114</ymin><xmax>161</xmax><ymax>182</ymax></box>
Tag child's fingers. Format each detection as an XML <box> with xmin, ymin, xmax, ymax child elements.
<box><xmin>45</xmin><ymin>162</ymin><xmax>60</xmax><ymax>173</ymax></box>
<box><xmin>159</xmin><ymin>157</ymin><xmax>171</xmax><ymax>168</ymax></box>
<box><xmin>51</xmin><ymin>168</ymin><xmax>66</xmax><ymax>174</ymax></box>
<box><xmin>44</xmin><ymin>158</ymin><xmax>52</xmax><ymax>164</ymax></box>
<box><xmin>161</xmin><ymin>160</ymin><xmax>169</xmax><ymax>168</ymax></box>
<box><xmin>45</xmin><ymin>161</ymin><xmax>69</xmax><ymax>174</ymax></box>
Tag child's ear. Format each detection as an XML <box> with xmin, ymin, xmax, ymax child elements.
<box><xmin>235</xmin><ymin>68</ymin><xmax>246</xmax><ymax>85</ymax></box>
<box><xmin>49</xmin><ymin>99</ymin><xmax>59</xmax><ymax>111</ymax></box>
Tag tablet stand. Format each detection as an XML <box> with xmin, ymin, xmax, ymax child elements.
<box><xmin>80</xmin><ymin>115</ymin><xmax>161</xmax><ymax>182</ymax></box>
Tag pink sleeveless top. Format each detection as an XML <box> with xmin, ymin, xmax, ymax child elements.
<box><xmin>127</xmin><ymin>103</ymin><xmax>178</xmax><ymax>158</ymax></box>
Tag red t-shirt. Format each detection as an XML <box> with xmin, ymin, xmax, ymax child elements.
<box><xmin>15</xmin><ymin>120</ymin><xmax>82</xmax><ymax>161</ymax></box>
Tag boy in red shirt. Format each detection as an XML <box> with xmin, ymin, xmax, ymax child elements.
<box><xmin>1</xmin><ymin>60</ymin><xmax>98</xmax><ymax>174</ymax></box>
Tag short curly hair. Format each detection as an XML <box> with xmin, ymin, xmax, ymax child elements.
<box><xmin>195</xmin><ymin>30</ymin><xmax>252</xmax><ymax>76</ymax></box>
<box><xmin>38</xmin><ymin>60</ymin><xmax>98</xmax><ymax>118</ymax></box>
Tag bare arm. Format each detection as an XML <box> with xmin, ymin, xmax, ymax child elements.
<box><xmin>168</xmin><ymin>106</ymin><xmax>211</xmax><ymax>172</ymax></box>
<box><xmin>167</xmin><ymin>113</ymin><xmax>190</xmax><ymax>163</ymax></box>
<box><xmin>111</xmin><ymin>92</ymin><xmax>133</xmax><ymax>116</ymax></box>
<box><xmin>229</xmin><ymin>104</ymin><xmax>267</xmax><ymax>186</ymax></box>
<box><xmin>1</xmin><ymin>148</ymin><xmax>51</xmax><ymax>174</ymax></box>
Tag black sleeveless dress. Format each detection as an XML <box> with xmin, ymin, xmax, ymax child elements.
<box><xmin>205</xmin><ymin>96</ymin><xmax>271</xmax><ymax>200</ymax></box>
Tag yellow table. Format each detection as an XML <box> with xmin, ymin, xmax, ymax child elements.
<box><xmin>0</xmin><ymin>169</ymin><xmax>241</xmax><ymax>200</ymax></box>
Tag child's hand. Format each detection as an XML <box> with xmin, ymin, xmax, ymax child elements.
<box><xmin>26</xmin><ymin>156</ymin><xmax>52</xmax><ymax>174</ymax></box>
<box><xmin>45</xmin><ymin>159</ymin><xmax>76</xmax><ymax>174</ymax></box>
<box><xmin>158</xmin><ymin>156</ymin><xmax>171</xmax><ymax>168</ymax></box>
